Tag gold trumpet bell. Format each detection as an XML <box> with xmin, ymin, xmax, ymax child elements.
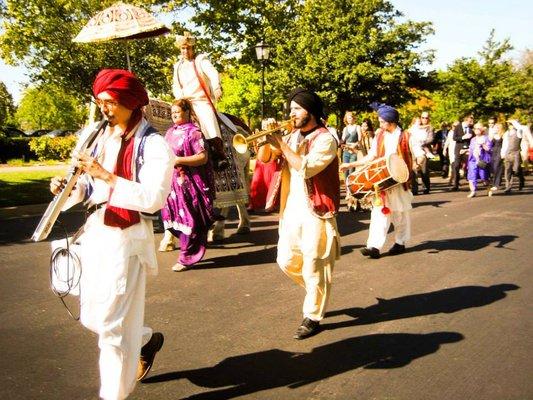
<box><xmin>231</xmin><ymin>118</ymin><xmax>294</xmax><ymax>154</ymax></box>
<box><xmin>232</xmin><ymin>133</ymin><xmax>249</xmax><ymax>154</ymax></box>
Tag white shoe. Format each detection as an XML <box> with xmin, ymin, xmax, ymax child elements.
<box><xmin>172</xmin><ymin>263</ymin><xmax>189</xmax><ymax>272</ymax></box>
<box><xmin>467</xmin><ymin>191</ymin><xmax>476</xmax><ymax>198</ymax></box>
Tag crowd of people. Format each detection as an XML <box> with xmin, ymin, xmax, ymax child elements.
<box><xmin>337</xmin><ymin>110</ymin><xmax>532</xmax><ymax>200</ymax></box>
<box><xmin>46</xmin><ymin>30</ymin><xmax>532</xmax><ymax>400</ymax></box>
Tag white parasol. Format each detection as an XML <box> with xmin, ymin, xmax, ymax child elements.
<box><xmin>73</xmin><ymin>2</ymin><xmax>170</xmax><ymax>70</ymax></box>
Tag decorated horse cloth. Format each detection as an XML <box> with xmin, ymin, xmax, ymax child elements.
<box><xmin>145</xmin><ymin>98</ymin><xmax>249</xmax><ymax>209</ymax></box>
<box><xmin>212</xmin><ymin>113</ymin><xmax>250</xmax><ymax>208</ymax></box>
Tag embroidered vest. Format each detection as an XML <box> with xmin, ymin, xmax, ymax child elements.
<box><xmin>279</xmin><ymin>127</ymin><xmax>340</xmax><ymax>218</ymax></box>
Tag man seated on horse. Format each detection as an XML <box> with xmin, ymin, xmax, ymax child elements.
<box><xmin>172</xmin><ymin>31</ymin><xmax>233</xmax><ymax>170</ymax></box>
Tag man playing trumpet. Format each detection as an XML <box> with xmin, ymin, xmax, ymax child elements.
<box><xmin>258</xmin><ymin>88</ymin><xmax>340</xmax><ymax>339</ymax></box>
<box><xmin>50</xmin><ymin>69</ymin><xmax>174</xmax><ymax>399</ymax></box>
<box><xmin>340</xmin><ymin>103</ymin><xmax>413</xmax><ymax>259</ymax></box>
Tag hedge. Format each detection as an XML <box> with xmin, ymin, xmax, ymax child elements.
<box><xmin>0</xmin><ymin>134</ymin><xmax>79</xmax><ymax>163</ymax></box>
<box><xmin>29</xmin><ymin>135</ymin><xmax>78</xmax><ymax>161</ymax></box>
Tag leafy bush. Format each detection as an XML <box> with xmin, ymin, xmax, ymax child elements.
<box><xmin>29</xmin><ymin>135</ymin><xmax>78</xmax><ymax>161</ymax></box>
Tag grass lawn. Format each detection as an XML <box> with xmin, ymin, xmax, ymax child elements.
<box><xmin>0</xmin><ymin>167</ymin><xmax>67</xmax><ymax>207</ymax></box>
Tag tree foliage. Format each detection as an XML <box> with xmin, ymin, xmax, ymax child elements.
<box><xmin>15</xmin><ymin>84</ymin><xmax>86</xmax><ymax>130</ymax></box>
<box><xmin>433</xmin><ymin>30</ymin><xmax>531</xmax><ymax>122</ymax></box>
<box><xmin>7</xmin><ymin>0</ymin><xmax>529</xmax><ymax>127</ymax></box>
<box><xmin>217</xmin><ymin>64</ymin><xmax>262</xmax><ymax>127</ymax></box>
<box><xmin>163</xmin><ymin>0</ymin><xmax>435</xmax><ymax>119</ymax></box>
<box><xmin>0</xmin><ymin>80</ymin><xmax>15</xmax><ymax>125</ymax></box>
<box><xmin>270</xmin><ymin>0</ymin><xmax>434</xmax><ymax>118</ymax></box>
<box><xmin>0</xmin><ymin>0</ymin><xmax>176</xmax><ymax>102</ymax></box>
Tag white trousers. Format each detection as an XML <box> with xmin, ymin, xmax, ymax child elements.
<box><xmin>190</xmin><ymin>100</ymin><xmax>221</xmax><ymax>140</ymax></box>
<box><xmin>80</xmin><ymin>256</ymin><xmax>152</xmax><ymax>400</ymax></box>
<box><xmin>277</xmin><ymin>216</ymin><xmax>336</xmax><ymax>321</ymax></box>
<box><xmin>367</xmin><ymin>207</ymin><xmax>411</xmax><ymax>250</ymax></box>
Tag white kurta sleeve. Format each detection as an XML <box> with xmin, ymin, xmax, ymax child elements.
<box><xmin>300</xmin><ymin>133</ymin><xmax>337</xmax><ymax>179</ymax></box>
<box><xmin>172</xmin><ymin>62</ymin><xmax>183</xmax><ymax>99</ymax></box>
<box><xmin>108</xmin><ymin>134</ymin><xmax>174</xmax><ymax>214</ymax></box>
<box><xmin>356</xmin><ymin>135</ymin><xmax>378</xmax><ymax>166</ymax></box>
<box><xmin>199</xmin><ymin>56</ymin><xmax>221</xmax><ymax>96</ymax></box>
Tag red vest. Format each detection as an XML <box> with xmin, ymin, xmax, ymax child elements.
<box><xmin>277</xmin><ymin>127</ymin><xmax>340</xmax><ymax>218</ymax></box>
<box><xmin>305</xmin><ymin>128</ymin><xmax>340</xmax><ymax>217</ymax></box>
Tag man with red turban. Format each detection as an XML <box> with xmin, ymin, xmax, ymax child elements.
<box><xmin>50</xmin><ymin>69</ymin><xmax>174</xmax><ymax>399</ymax></box>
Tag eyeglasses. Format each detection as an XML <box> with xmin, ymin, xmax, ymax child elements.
<box><xmin>421</xmin><ymin>116</ymin><xmax>429</xmax><ymax>119</ymax></box>
<box><xmin>95</xmin><ymin>99</ymin><xmax>119</xmax><ymax>109</ymax></box>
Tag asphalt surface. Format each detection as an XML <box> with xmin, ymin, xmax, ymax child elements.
<box><xmin>0</xmin><ymin>177</ymin><xmax>532</xmax><ymax>400</ymax></box>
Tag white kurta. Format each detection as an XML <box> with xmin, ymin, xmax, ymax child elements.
<box><xmin>63</xmin><ymin>119</ymin><xmax>174</xmax><ymax>400</ymax></box>
<box><xmin>277</xmin><ymin>130</ymin><xmax>340</xmax><ymax>321</ymax></box>
<box><xmin>364</xmin><ymin>127</ymin><xmax>413</xmax><ymax>250</ymax></box>
<box><xmin>172</xmin><ymin>54</ymin><xmax>222</xmax><ymax>140</ymax></box>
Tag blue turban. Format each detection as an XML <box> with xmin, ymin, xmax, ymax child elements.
<box><xmin>370</xmin><ymin>102</ymin><xmax>399</xmax><ymax>123</ymax></box>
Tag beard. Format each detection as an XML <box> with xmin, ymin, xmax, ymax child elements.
<box><xmin>103</xmin><ymin>113</ymin><xmax>116</xmax><ymax>126</ymax></box>
<box><xmin>294</xmin><ymin>113</ymin><xmax>311</xmax><ymax>129</ymax></box>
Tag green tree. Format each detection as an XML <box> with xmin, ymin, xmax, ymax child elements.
<box><xmin>217</xmin><ymin>64</ymin><xmax>262</xmax><ymax>128</ymax></box>
<box><xmin>0</xmin><ymin>81</ymin><xmax>15</xmax><ymax>125</ymax></box>
<box><xmin>0</xmin><ymin>0</ymin><xmax>176</xmax><ymax>102</ymax></box>
<box><xmin>433</xmin><ymin>30</ymin><xmax>529</xmax><ymax>122</ymax></box>
<box><xmin>165</xmin><ymin>0</ymin><xmax>434</xmax><ymax>120</ymax></box>
<box><xmin>2</xmin><ymin>0</ymin><xmax>434</xmax><ymax>122</ymax></box>
<box><xmin>15</xmin><ymin>84</ymin><xmax>86</xmax><ymax>131</ymax></box>
<box><xmin>270</xmin><ymin>0</ymin><xmax>434</xmax><ymax>120</ymax></box>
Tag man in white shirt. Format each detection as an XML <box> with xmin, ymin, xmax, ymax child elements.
<box><xmin>340</xmin><ymin>103</ymin><xmax>413</xmax><ymax>259</ymax></box>
<box><xmin>409</xmin><ymin>111</ymin><xmax>433</xmax><ymax>194</ymax></box>
<box><xmin>258</xmin><ymin>88</ymin><xmax>340</xmax><ymax>340</ymax></box>
<box><xmin>172</xmin><ymin>31</ymin><xmax>229</xmax><ymax>170</ymax></box>
<box><xmin>50</xmin><ymin>69</ymin><xmax>174</xmax><ymax>399</ymax></box>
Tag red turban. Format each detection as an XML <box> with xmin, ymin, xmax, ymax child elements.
<box><xmin>92</xmin><ymin>69</ymin><xmax>149</xmax><ymax>110</ymax></box>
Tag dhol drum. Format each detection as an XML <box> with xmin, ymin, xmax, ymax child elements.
<box><xmin>346</xmin><ymin>153</ymin><xmax>409</xmax><ymax>196</ymax></box>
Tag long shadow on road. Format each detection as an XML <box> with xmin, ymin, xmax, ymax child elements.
<box><xmin>410</xmin><ymin>235</ymin><xmax>518</xmax><ymax>253</ymax></box>
<box><xmin>0</xmin><ymin>211</ymin><xmax>85</xmax><ymax>245</ymax></box>
<box><xmin>323</xmin><ymin>284</ymin><xmax>519</xmax><ymax>330</ymax></box>
<box><xmin>144</xmin><ymin>331</ymin><xmax>463</xmax><ymax>399</ymax></box>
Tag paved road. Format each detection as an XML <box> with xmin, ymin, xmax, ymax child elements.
<box><xmin>1</xmin><ymin>177</ymin><xmax>532</xmax><ymax>400</ymax></box>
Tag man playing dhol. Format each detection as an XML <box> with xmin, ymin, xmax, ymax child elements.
<box><xmin>340</xmin><ymin>103</ymin><xmax>413</xmax><ymax>259</ymax></box>
<box><xmin>258</xmin><ymin>88</ymin><xmax>341</xmax><ymax>340</ymax></box>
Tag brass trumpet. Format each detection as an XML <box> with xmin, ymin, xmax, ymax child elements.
<box><xmin>232</xmin><ymin>118</ymin><xmax>294</xmax><ymax>154</ymax></box>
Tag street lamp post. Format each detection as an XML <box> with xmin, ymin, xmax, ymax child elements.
<box><xmin>255</xmin><ymin>40</ymin><xmax>270</xmax><ymax>123</ymax></box>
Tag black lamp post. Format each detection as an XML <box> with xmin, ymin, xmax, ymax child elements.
<box><xmin>255</xmin><ymin>40</ymin><xmax>270</xmax><ymax>122</ymax></box>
